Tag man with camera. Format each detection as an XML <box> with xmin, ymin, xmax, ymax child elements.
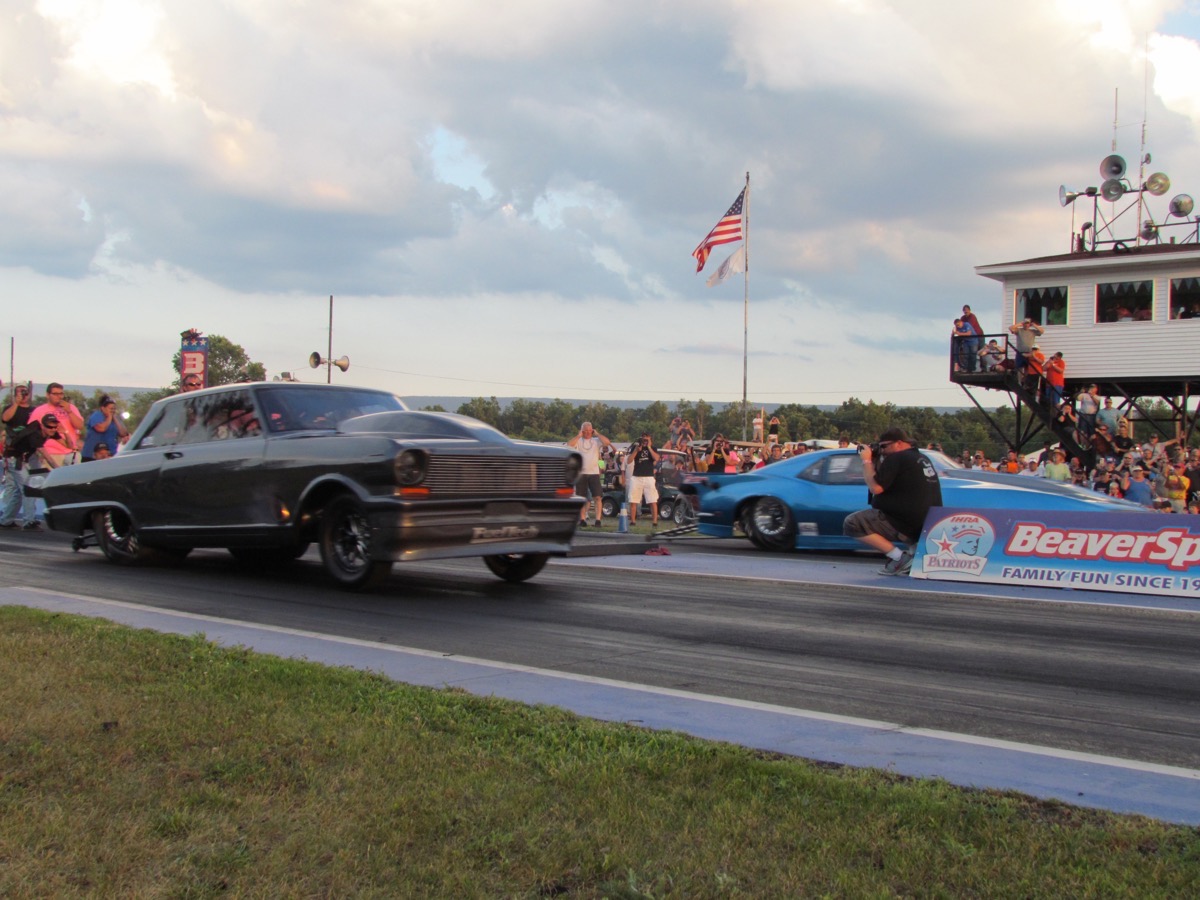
<box><xmin>843</xmin><ymin>427</ymin><xmax>942</xmax><ymax>576</ymax></box>
<box><xmin>706</xmin><ymin>434</ymin><xmax>738</xmax><ymax>474</ymax></box>
<box><xmin>2</xmin><ymin>384</ymin><xmax>42</xmax><ymax>529</ymax></box>
<box><xmin>1008</xmin><ymin>317</ymin><xmax>1044</xmax><ymax>375</ymax></box>
<box><xmin>626</xmin><ymin>432</ymin><xmax>661</xmax><ymax>526</ymax></box>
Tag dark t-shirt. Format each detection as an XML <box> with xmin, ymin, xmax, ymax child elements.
<box><xmin>630</xmin><ymin>445</ymin><xmax>656</xmax><ymax>477</ymax></box>
<box><xmin>870</xmin><ymin>447</ymin><xmax>943</xmax><ymax>539</ymax></box>
<box><xmin>3</xmin><ymin>406</ymin><xmax>33</xmax><ymax>459</ymax></box>
<box><xmin>8</xmin><ymin>426</ymin><xmax>47</xmax><ymax>466</ymax></box>
<box><xmin>1186</xmin><ymin>465</ymin><xmax>1200</xmax><ymax>500</ymax></box>
<box><xmin>1111</xmin><ymin>434</ymin><xmax>1134</xmax><ymax>454</ymax></box>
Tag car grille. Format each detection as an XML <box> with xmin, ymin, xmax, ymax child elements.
<box><xmin>424</xmin><ymin>455</ymin><xmax>568</xmax><ymax>494</ymax></box>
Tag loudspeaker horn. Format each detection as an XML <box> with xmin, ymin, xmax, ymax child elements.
<box><xmin>1143</xmin><ymin>172</ymin><xmax>1170</xmax><ymax>196</ymax></box>
<box><xmin>1058</xmin><ymin>185</ymin><xmax>1080</xmax><ymax>207</ymax></box>
<box><xmin>332</xmin><ymin>356</ymin><xmax>350</xmax><ymax>373</ymax></box>
<box><xmin>1100</xmin><ymin>179</ymin><xmax>1126</xmax><ymax>202</ymax></box>
<box><xmin>309</xmin><ymin>351</ymin><xmax>322</xmax><ymax>369</ymax></box>
<box><xmin>1100</xmin><ymin>154</ymin><xmax>1127</xmax><ymax>180</ymax></box>
<box><xmin>1168</xmin><ymin>194</ymin><xmax>1195</xmax><ymax>217</ymax></box>
<box><xmin>1140</xmin><ymin>220</ymin><xmax>1158</xmax><ymax>240</ymax></box>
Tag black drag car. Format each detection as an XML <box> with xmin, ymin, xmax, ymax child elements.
<box><xmin>40</xmin><ymin>383</ymin><xmax>584</xmax><ymax>589</ymax></box>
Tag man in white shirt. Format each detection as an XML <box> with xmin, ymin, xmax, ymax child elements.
<box><xmin>567</xmin><ymin>422</ymin><xmax>612</xmax><ymax>527</ymax></box>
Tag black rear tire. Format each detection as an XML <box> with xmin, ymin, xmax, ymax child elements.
<box><xmin>745</xmin><ymin>496</ymin><xmax>795</xmax><ymax>552</ymax></box>
<box><xmin>319</xmin><ymin>496</ymin><xmax>392</xmax><ymax>590</ymax></box>
<box><xmin>92</xmin><ymin>509</ymin><xmax>155</xmax><ymax>565</ymax></box>
<box><xmin>601</xmin><ymin>496</ymin><xmax>617</xmax><ymax>518</ymax></box>
<box><xmin>483</xmin><ymin>553</ymin><xmax>549</xmax><ymax>583</ymax></box>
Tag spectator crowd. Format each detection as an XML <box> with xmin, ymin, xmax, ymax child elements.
<box><xmin>2</xmin><ymin>381</ymin><xmax>130</xmax><ymax>530</ymax></box>
<box><xmin>948</xmin><ymin>306</ymin><xmax>1200</xmax><ymax>512</ymax></box>
<box><xmin>954</xmin><ymin>437</ymin><xmax>1200</xmax><ymax>512</ymax></box>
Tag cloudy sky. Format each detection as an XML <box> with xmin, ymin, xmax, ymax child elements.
<box><xmin>4</xmin><ymin>0</ymin><xmax>1200</xmax><ymax>409</ymax></box>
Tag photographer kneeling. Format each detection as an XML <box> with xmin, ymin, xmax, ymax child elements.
<box><xmin>843</xmin><ymin>427</ymin><xmax>942</xmax><ymax>576</ymax></box>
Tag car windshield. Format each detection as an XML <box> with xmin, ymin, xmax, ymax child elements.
<box><xmin>922</xmin><ymin>449</ymin><xmax>962</xmax><ymax>471</ymax></box>
<box><xmin>784</xmin><ymin>447</ymin><xmax>961</xmax><ymax>485</ymax></box>
<box><xmin>340</xmin><ymin>410</ymin><xmax>505</xmax><ymax>441</ymax></box>
<box><xmin>255</xmin><ymin>386</ymin><xmax>406</xmax><ymax>433</ymax></box>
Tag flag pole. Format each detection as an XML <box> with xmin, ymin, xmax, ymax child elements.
<box><xmin>741</xmin><ymin>171</ymin><xmax>750</xmax><ymax>441</ymax></box>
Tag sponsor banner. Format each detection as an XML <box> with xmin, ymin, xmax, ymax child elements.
<box><xmin>911</xmin><ymin>508</ymin><xmax>1200</xmax><ymax>598</ymax></box>
<box><xmin>181</xmin><ymin>332</ymin><xmax>208</xmax><ymax>387</ymax></box>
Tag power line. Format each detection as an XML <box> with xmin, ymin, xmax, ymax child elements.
<box><xmin>351</xmin><ymin>363</ymin><xmax>957</xmax><ymax>400</ymax></box>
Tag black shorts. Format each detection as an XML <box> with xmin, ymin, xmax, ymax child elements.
<box><xmin>575</xmin><ymin>473</ymin><xmax>602</xmax><ymax>500</ymax></box>
<box><xmin>842</xmin><ymin>507</ymin><xmax>913</xmax><ymax>544</ymax></box>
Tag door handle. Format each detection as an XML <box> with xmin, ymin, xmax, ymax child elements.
<box><xmin>164</xmin><ymin>451</ymin><xmax>184</xmax><ymax>460</ymax></box>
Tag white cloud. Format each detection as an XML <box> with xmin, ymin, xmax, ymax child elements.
<box><xmin>1151</xmin><ymin>32</ymin><xmax>1200</xmax><ymax>123</ymax></box>
<box><xmin>3</xmin><ymin>0</ymin><xmax>1200</xmax><ymax>412</ymax></box>
<box><xmin>37</xmin><ymin>0</ymin><xmax>176</xmax><ymax>96</ymax></box>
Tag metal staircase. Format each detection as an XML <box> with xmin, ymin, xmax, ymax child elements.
<box><xmin>1005</xmin><ymin>374</ymin><xmax>1093</xmax><ymax>463</ymax></box>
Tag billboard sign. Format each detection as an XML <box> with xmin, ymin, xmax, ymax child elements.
<box><xmin>181</xmin><ymin>330</ymin><xmax>208</xmax><ymax>388</ymax></box>
<box><xmin>912</xmin><ymin>508</ymin><xmax>1200</xmax><ymax>598</ymax></box>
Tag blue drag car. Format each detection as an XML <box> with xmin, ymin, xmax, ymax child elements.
<box><xmin>681</xmin><ymin>449</ymin><xmax>1136</xmax><ymax>552</ymax></box>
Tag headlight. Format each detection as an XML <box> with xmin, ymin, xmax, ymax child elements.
<box><xmin>394</xmin><ymin>449</ymin><xmax>426</xmax><ymax>487</ymax></box>
<box><xmin>564</xmin><ymin>454</ymin><xmax>582</xmax><ymax>485</ymax></box>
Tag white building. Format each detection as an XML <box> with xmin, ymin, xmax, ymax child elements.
<box><xmin>975</xmin><ymin>242</ymin><xmax>1200</xmax><ymax>387</ymax></box>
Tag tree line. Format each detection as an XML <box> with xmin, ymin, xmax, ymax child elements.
<box><xmin>447</xmin><ymin>395</ymin><xmax>1045</xmax><ymax>460</ymax></box>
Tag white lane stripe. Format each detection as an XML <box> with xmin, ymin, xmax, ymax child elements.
<box><xmin>8</xmin><ymin>586</ymin><xmax>1199</xmax><ymax>783</ymax></box>
<box><xmin>552</xmin><ymin>555</ymin><xmax>1200</xmax><ymax>615</ymax></box>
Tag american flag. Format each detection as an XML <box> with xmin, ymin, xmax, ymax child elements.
<box><xmin>692</xmin><ymin>187</ymin><xmax>745</xmax><ymax>273</ymax></box>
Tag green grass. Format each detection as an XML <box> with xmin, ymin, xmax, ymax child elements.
<box><xmin>1</xmin><ymin>606</ymin><xmax>1197</xmax><ymax>898</ymax></box>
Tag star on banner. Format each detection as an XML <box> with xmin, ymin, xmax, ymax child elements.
<box><xmin>692</xmin><ymin>187</ymin><xmax>745</xmax><ymax>273</ymax></box>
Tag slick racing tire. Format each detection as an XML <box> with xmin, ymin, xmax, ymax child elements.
<box><xmin>483</xmin><ymin>553</ymin><xmax>550</xmax><ymax>583</ymax></box>
<box><xmin>744</xmin><ymin>496</ymin><xmax>796</xmax><ymax>552</ymax></box>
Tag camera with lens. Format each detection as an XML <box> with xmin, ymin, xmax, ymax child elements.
<box><xmin>867</xmin><ymin>442</ymin><xmax>881</xmax><ymax>456</ymax></box>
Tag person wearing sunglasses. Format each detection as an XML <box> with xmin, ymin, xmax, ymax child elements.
<box><xmin>29</xmin><ymin>384</ymin><xmax>83</xmax><ymax>467</ymax></box>
<box><xmin>843</xmin><ymin>427</ymin><xmax>942</xmax><ymax>577</ymax></box>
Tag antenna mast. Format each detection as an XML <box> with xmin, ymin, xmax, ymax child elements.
<box><xmin>1136</xmin><ymin>42</ymin><xmax>1150</xmax><ymax>245</ymax></box>
<box><xmin>1112</xmin><ymin>88</ymin><xmax>1118</xmax><ymax>152</ymax></box>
